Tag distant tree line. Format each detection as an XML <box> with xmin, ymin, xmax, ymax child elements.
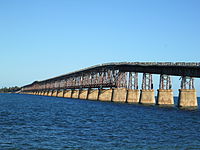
<box><xmin>0</xmin><ymin>86</ymin><xmax>21</xmax><ymax>93</ymax></box>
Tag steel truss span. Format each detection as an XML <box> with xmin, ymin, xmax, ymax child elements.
<box><xmin>21</xmin><ymin>62</ymin><xmax>200</xmax><ymax>92</ymax></box>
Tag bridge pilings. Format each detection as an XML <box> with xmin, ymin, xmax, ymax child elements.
<box><xmin>52</xmin><ymin>90</ymin><xmax>58</xmax><ymax>97</ymax></box>
<box><xmin>112</xmin><ymin>88</ymin><xmax>127</xmax><ymax>103</ymax></box>
<box><xmin>178</xmin><ymin>76</ymin><xmax>198</xmax><ymax>107</ymax></box>
<box><xmin>157</xmin><ymin>89</ymin><xmax>174</xmax><ymax>105</ymax></box>
<box><xmin>178</xmin><ymin>89</ymin><xmax>198</xmax><ymax>107</ymax></box>
<box><xmin>64</xmin><ymin>90</ymin><xmax>72</xmax><ymax>98</ymax></box>
<box><xmin>87</xmin><ymin>89</ymin><xmax>99</xmax><ymax>100</ymax></box>
<box><xmin>98</xmin><ymin>89</ymin><xmax>113</xmax><ymax>102</ymax></box>
<box><xmin>178</xmin><ymin>77</ymin><xmax>198</xmax><ymax>108</ymax></box>
<box><xmin>20</xmin><ymin>86</ymin><xmax>198</xmax><ymax>109</ymax></box>
<box><xmin>127</xmin><ymin>89</ymin><xmax>140</xmax><ymax>103</ymax></box>
<box><xmin>57</xmin><ymin>90</ymin><xmax>64</xmax><ymax>97</ymax></box>
<box><xmin>72</xmin><ymin>90</ymin><xmax>80</xmax><ymax>99</ymax></box>
<box><xmin>139</xmin><ymin>73</ymin><xmax>155</xmax><ymax>105</ymax></box>
<box><xmin>21</xmin><ymin>75</ymin><xmax>199</xmax><ymax>109</ymax></box>
<box><xmin>79</xmin><ymin>89</ymin><xmax>88</xmax><ymax>99</ymax></box>
<box><xmin>48</xmin><ymin>90</ymin><xmax>53</xmax><ymax>96</ymax></box>
<box><xmin>44</xmin><ymin>91</ymin><xmax>48</xmax><ymax>96</ymax></box>
<box><xmin>157</xmin><ymin>75</ymin><xmax>174</xmax><ymax>106</ymax></box>
<box><xmin>140</xmin><ymin>89</ymin><xmax>155</xmax><ymax>104</ymax></box>
<box><xmin>38</xmin><ymin>91</ymin><xmax>41</xmax><ymax>95</ymax></box>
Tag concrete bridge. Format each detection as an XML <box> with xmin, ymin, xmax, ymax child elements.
<box><xmin>21</xmin><ymin>62</ymin><xmax>200</xmax><ymax>108</ymax></box>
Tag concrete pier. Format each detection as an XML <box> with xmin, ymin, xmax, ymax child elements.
<box><xmin>64</xmin><ymin>90</ymin><xmax>72</xmax><ymax>98</ymax></box>
<box><xmin>178</xmin><ymin>89</ymin><xmax>198</xmax><ymax>107</ymax></box>
<box><xmin>140</xmin><ymin>89</ymin><xmax>155</xmax><ymax>104</ymax></box>
<box><xmin>72</xmin><ymin>90</ymin><xmax>79</xmax><ymax>99</ymax></box>
<box><xmin>47</xmin><ymin>91</ymin><xmax>52</xmax><ymax>96</ymax></box>
<box><xmin>127</xmin><ymin>89</ymin><xmax>140</xmax><ymax>103</ymax></box>
<box><xmin>52</xmin><ymin>90</ymin><xmax>58</xmax><ymax>97</ymax></box>
<box><xmin>44</xmin><ymin>91</ymin><xmax>48</xmax><ymax>96</ymax></box>
<box><xmin>57</xmin><ymin>90</ymin><xmax>64</xmax><ymax>97</ymax></box>
<box><xmin>42</xmin><ymin>91</ymin><xmax>45</xmax><ymax>96</ymax></box>
<box><xmin>87</xmin><ymin>89</ymin><xmax>99</xmax><ymax>100</ymax></box>
<box><xmin>98</xmin><ymin>89</ymin><xmax>113</xmax><ymax>102</ymax></box>
<box><xmin>157</xmin><ymin>89</ymin><xmax>174</xmax><ymax>105</ymax></box>
<box><xmin>79</xmin><ymin>89</ymin><xmax>88</xmax><ymax>99</ymax></box>
<box><xmin>112</xmin><ymin>88</ymin><xmax>127</xmax><ymax>103</ymax></box>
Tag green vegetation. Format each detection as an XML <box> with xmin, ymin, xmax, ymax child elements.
<box><xmin>0</xmin><ymin>86</ymin><xmax>21</xmax><ymax>93</ymax></box>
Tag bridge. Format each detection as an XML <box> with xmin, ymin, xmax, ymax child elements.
<box><xmin>21</xmin><ymin>62</ymin><xmax>200</xmax><ymax>108</ymax></box>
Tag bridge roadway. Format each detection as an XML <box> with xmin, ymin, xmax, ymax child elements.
<box><xmin>21</xmin><ymin>62</ymin><xmax>200</xmax><ymax>108</ymax></box>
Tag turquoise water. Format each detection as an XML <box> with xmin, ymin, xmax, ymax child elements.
<box><xmin>0</xmin><ymin>93</ymin><xmax>200</xmax><ymax>150</ymax></box>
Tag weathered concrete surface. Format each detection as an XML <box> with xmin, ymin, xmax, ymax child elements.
<box><xmin>48</xmin><ymin>91</ymin><xmax>53</xmax><ymax>96</ymax></box>
<box><xmin>112</xmin><ymin>88</ymin><xmax>127</xmax><ymax>102</ymax></box>
<box><xmin>64</xmin><ymin>90</ymin><xmax>72</xmax><ymax>98</ymax></box>
<box><xmin>127</xmin><ymin>89</ymin><xmax>140</xmax><ymax>103</ymax></box>
<box><xmin>57</xmin><ymin>90</ymin><xmax>64</xmax><ymax>97</ymax></box>
<box><xmin>98</xmin><ymin>89</ymin><xmax>112</xmax><ymax>101</ymax></box>
<box><xmin>157</xmin><ymin>89</ymin><xmax>174</xmax><ymax>105</ymax></box>
<box><xmin>52</xmin><ymin>90</ymin><xmax>58</xmax><ymax>97</ymax></box>
<box><xmin>79</xmin><ymin>89</ymin><xmax>88</xmax><ymax>99</ymax></box>
<box><xmin>178</xmin><ymin>89</ymin><xmax>198</xmax><ymax>107</ymax></box>
<box><xmin>72</xmin><ymin>90</ymin><xmax>79</xmax><ymax>99</ymax></box>
<box><xmin>88</xmin><ymin>89</ymin><xmax>99</xmax><ymax>100</ymax></box>
<box><xmin>44</xmin><ymin>91</ymin><xmax>48</xmax><ymax>96</ymax></box>
<box><xmin>140</xmin><ymin>89</ymin><xmax>155</xmax><ymax>104</ymax></box>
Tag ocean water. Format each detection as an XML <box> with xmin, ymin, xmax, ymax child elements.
<box><xmin>0</xmin><ymin>93</ymin><xmax>200</xmax><ymax>150</ymax></box>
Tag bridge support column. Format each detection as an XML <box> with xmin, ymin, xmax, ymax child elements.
<box><xmin>52</xmin><ymin>90</ymin><xmax>58</xmax><ymax>97</ymax></box>
<box><xmin>157</xmin><ymin>90</ymin><xmax>174</xmax><ymax>105</ymax></box>
<box><xmin>127</xmin><ymin>89</ymin><xmax>140</xmax><ymax>103</ymax></box>
<box><xmin>87</xmin><ymin>89</ymin><xmax>99</xmax><ymax>100</ymax></box>
<box><xmin>79</xmin><ymin>89</ymin><xmax>88</xmax><ymax>99</ymax></box>
<box><xmin>140</xmin><ymin>73</ymin><xmax>155</xmax><ymax>104</ymax></box>
<box><xmin>57</xmin><ymin>90</ymin><xmax>64</xmax><ymax>97</ymax></box>
<box><xmin>43</xmin><ymin>91</ymin><xmax>46</xmax><ymax>95</ymax></box>
<box><xmin>72</xmin><ymin>90</ymin><xmax>80</xmax><ymax>99</ymax></box>
<box><xmin>127</xmin><ymin>72</ymin><xmax>140</xmax><ymax>103</ymax></box>
<box><xmin>112</xmin><ymin>88</ymin><xmax>127</xmax><ymax>103</ymax></box>
<box><xmin>43</xmin><ymin>90</ymin><xmax>48</xmax><ymax>96</ymax></box>
<box><xmin>157</xmin><ymin>75</ymin><xmax>174</xmax><ymax>106</ymax></box>
<box><xmin>64</xmin><ymin>90</ymin><xmax>72</xmax><ymax>98</ymax></box>
<box><xmin>178</xmin><ymin>77</ymin><xmax>198</xmax><ymax>107</ymax></box>
<box><xmin>99</xmin><ymin>89</ymin><xmax>113</xmax><ymax>102</ymax></box>
<box><xmin>48</xmin><ymin>90</ymin><xmax>53</xmax><ymax>96</ymax></box>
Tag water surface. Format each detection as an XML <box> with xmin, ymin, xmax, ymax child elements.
<box><xmin>0</xmin><ymin>94</ymin><xmax>200</xmax><ymax>150</ymax></box>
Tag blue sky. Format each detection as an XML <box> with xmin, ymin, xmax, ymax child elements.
<box><xmin>0</xmin><ymin>0</ymin><xmax>200</xmax><ymax>95</ymax></box>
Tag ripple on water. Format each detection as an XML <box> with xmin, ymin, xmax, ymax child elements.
<box><xmin>0</xmin><ymin>94</ymin><xmax>200</xmax><ymax>150</ymax></box>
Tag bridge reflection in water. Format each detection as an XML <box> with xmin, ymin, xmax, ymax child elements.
<box><xmin>21</xmin><ymin>62</ymin><xmax>200</xmax><ymax>108</ymax></box>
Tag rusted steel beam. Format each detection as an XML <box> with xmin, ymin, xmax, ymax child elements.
<box><xmin>21</xmin><ymin>62</ymin><xmax>200</xmax><ymax>92</ymax></box>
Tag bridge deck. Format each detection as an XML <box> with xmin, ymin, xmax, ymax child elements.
<box><xmin>38</xmin><ymin>62</ymin><xmax>200</xmax><ymax>83</ymax></box>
